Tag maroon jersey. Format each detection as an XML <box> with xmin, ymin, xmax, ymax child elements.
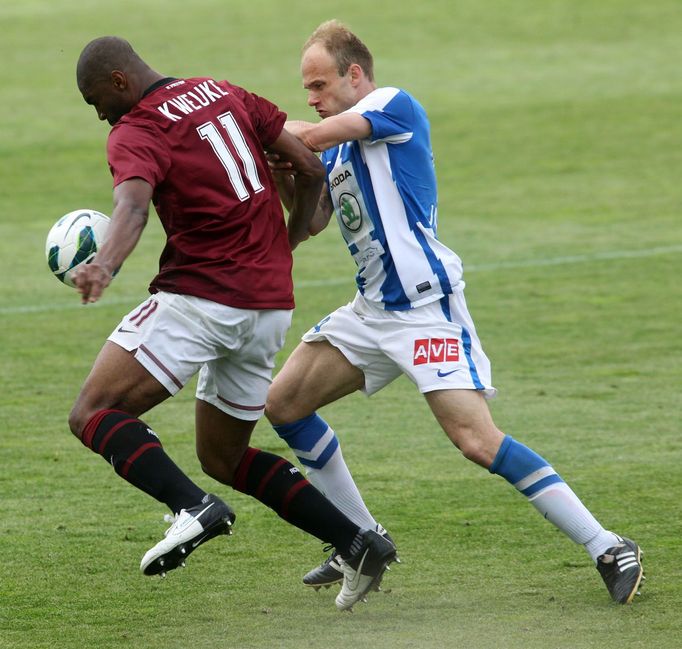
<box><xmin>107</xmin><ymin>77</ymin><xmax>293</xmax><ymax>309</ymax></box>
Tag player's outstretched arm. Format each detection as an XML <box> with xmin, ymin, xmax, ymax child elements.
<box><xmin>73</xmin><ymin>178</ymin><xmax>151</xmax><ymax>304</ymax></box>
<box><xmin>287</xmin><ymin>113</ymin><xmax>372</xmax><ymax>153</ymax></box>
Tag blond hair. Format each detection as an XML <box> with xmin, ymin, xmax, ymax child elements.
<box><xmin>303</xmin><ymin>20</ymin><xmax>374</xmax><ymax>81</ymax></box>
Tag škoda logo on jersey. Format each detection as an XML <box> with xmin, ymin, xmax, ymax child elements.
<box><xmin>413</xmin><ymin>338</ymin><xmax>459</xmax><ymax>365</ymax></box>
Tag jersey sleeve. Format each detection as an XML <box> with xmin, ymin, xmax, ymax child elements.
<box><xmin>347</xmin><ymin>87</ymin><xmax>415</xmax><ymax>144</ymax></box>
<box><xmin>229</xmin><ymin>84</ymin><xmax>287</xmax><ymax>147</ymax></box>
<box><xmin>107</xmin><ymin>122</ymin><xmax>171</xmax><ymax>188</ymax></box>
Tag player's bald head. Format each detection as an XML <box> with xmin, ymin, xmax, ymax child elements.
<box><xmin>303</xmin><ymin>20</ymin><xmax>374</xmax><ymax>82</ymax></box>
<box><xmin>76</xmin><ymin>36</ymin><xmax>145</xmax><ymax>92</ymax></box>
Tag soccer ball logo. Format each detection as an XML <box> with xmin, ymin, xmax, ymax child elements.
<box><xmin>45</xmin><ymin>209</ymin><xmax>111</xmax><ymax>288</ymax></box>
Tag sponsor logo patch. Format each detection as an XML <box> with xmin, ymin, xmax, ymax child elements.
<box><xmin>338</xmin><ymin>192</ymin><xmax>362</xmax><ymax>231</ymax></box>
<box><xmin>413</xmin><ymin>338</ymin><xmax>459</xmax><ymax>365</ymax></box>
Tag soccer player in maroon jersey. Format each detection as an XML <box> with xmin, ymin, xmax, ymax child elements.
<box><xmin>68</xmin><ymin>36</ymin><xmax>395</xmax><ymax>610</ymax></box>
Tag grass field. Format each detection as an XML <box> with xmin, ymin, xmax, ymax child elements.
<box><xmin>1</xmin><ymin>1</ymin><xmax>681</xmax><ymax>648</ymax></box>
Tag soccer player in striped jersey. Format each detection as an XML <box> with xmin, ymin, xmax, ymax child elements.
<box><xmin>266</xmin><ymin>20</ymin><xmax>643</xmax><ymax>604</ymax></box>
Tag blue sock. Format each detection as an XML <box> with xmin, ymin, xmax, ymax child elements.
<box><xmin>489</xmin><ymin>435</ymin><xmax>564</xmax><ymax>496</ymax></box>
<box><xmin>273</xmin><ymin>413</ymin><xmax>378</xmax><ymax>529</ymax></box>
<box><xmin>489</xmin><ymin>435</ymin><xmax>614</xmax><ymax>553</ymax></box>
<box><xmin>273</xmin><ymin>413</ymin><xmax>339</xmax><ymax>470</ymax></box>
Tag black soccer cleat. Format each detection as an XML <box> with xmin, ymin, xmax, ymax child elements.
<box><xmin>303</xmin><ymin>526</ymin><xmax>397</xmax><ymax>590</ymax></box>
<box><xmin>335</xmin><ymin>530</ymin><xmax>397</xmax><ymax>611</ymax></box>
<box><xmin>140</xmin><ymin>493</ymin><xmax>235</xmax><ymax>576</ymax></box>
<box><xmin>303</xmin><ymin>551</ymin><xmax>344</xmax><ymax>590</ymax></box>
<box><xmin>596</xmin><ymin>536</ymin><xmax>644</xmax><ymax>604</ymax></box>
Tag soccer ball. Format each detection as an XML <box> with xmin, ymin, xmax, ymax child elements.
<box><xmin>45</xmin><ymin>209</ymin><xmax>111</xmax><ymax>287</ymax></box>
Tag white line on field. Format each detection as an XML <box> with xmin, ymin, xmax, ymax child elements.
<box><xmin>290</xmin><ymin>243</ymin><xmax>682</xmax><ymax>285</ymax></box>
<box><xmin>467</xmin><ymin>243</ymin><xmax>682</xmax><ymax>271</ymax></box>
<box><xmin>3</xmin><ymin>243</ymin><xmax>681</xmax><ymax>316</ymax></box>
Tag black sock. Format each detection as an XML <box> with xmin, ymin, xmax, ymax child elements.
<box><xmin>233</xmin><ymin>447</ymin><xmax>360</xmax><ymax>555</ymax></box>
<box><xmin>81</xmin><ymin>409</ymin><xmax>206</xmax><ymax>513</ymax></box>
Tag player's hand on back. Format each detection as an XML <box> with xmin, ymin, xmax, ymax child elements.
<box><xmin>266</xmin><ymin>152</ymin><xmax>296</xmax><ymax>176</ymax></box>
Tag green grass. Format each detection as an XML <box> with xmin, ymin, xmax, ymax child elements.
<box><xmin>1</xmin><ymin>1</ymin><xmax>681</xmax><ymax>647</ymax></box>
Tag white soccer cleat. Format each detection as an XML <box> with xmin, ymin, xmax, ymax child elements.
<box><xmin>140</xmin><ymin>493</ymin><xmax>235</xmax><ymax>576</ymax></box>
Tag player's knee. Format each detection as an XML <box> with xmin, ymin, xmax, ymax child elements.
<box><xmin>68</xmin><ymin>403</ymin><xmax>88</xmax><ymax>439</ymax></box>
<box><xmin>199</xmin><ymin>459</ymin><xmax>225</xmax><ymax>483</ymax></box>
<box><xmin>198</xmin><ymin>451</ymin><xmax>238</xmax><ymax>486</ymax></box>
<box><xmin>264</xmin><ymin>385</ymin><xmax>296</xmax><ymax>425</ymax></box>
<box><xmin>200</xmin><ymin>460</ymin><xmax>235</xmax><ymax>486</ymax></box>
<box><xmin>450</xmin><ymin>428</ymin><xmax>498</xmax><ymax>468</ymax></box>
<box><xmin>68</xmin><ymin>392</ymin><xmax>107</xmax><ymax>440</ymax></box>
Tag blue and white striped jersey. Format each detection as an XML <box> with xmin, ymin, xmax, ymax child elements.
<box><xmin>321</xmin><ymin>87</ymin><xmax>463</xmax><ymax>311</ymax></box>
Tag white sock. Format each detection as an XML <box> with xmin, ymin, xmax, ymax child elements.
<box><xmin>529</xmin><ymin>483</ymin><xmax>620</xmax><ymax>561</ymax></box>
<box><xmin>305</xmin><ymin>446</ymin><xmax>378</xmax><ymax>530</ymax></box>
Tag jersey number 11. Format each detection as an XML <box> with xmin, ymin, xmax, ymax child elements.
<box><xmin>197</xmin><ymin>111</ymin><xmax>264</xmax><ymax>202</ymax></box>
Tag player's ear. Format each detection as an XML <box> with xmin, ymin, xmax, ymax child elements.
<box><xmin>111</xmin><ymin>70</ymin><xmax>127</xmax><ymax>90</ymax></box>
<box><xmin>348</xmin><ymin>63</ymin><xmax>363</xmax><ymax>86</ymax></box>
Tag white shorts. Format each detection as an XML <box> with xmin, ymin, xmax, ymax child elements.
<box><xmin>302</xmin><ymin>290</ymin><xmax>496</xmax><ymax>397</ymax></box>
<box><xmin>108</xmin><ymin>291</ymin><xmax>292</xmax><ymax>420</ymax></box>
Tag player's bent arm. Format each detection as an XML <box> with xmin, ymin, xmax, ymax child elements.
<box><xmin>286</xmin><ymin>113</ymin><xmax>372</xmax><ymax>152</ymax></box>
<box><xmin>73</xmin><ymin>178</ymin><xmax>152</xmax><ymax>303</ymax></box>
<box><xmin>267</xmin><ymin>155</ymin><xmax>296</xmax><ymax>212</ymax></box>
<box><xmin>96</xmin><ymin>178</ymin><xmax>152</xmax><ymax>274</ymax></box>
<box><xmin>267</xmin><ymin>128</ymin><xmax>326</xmax><ymax>249</ymax></box>
<box><xmin>309</xmin><ymin>189</ymin><xmax>333</xmax><ymax>236</ymax></box>
<box><xmin>269</xmin><ymin>157</ymin><xmax>332</xmax><ymax>238</ymax></box>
